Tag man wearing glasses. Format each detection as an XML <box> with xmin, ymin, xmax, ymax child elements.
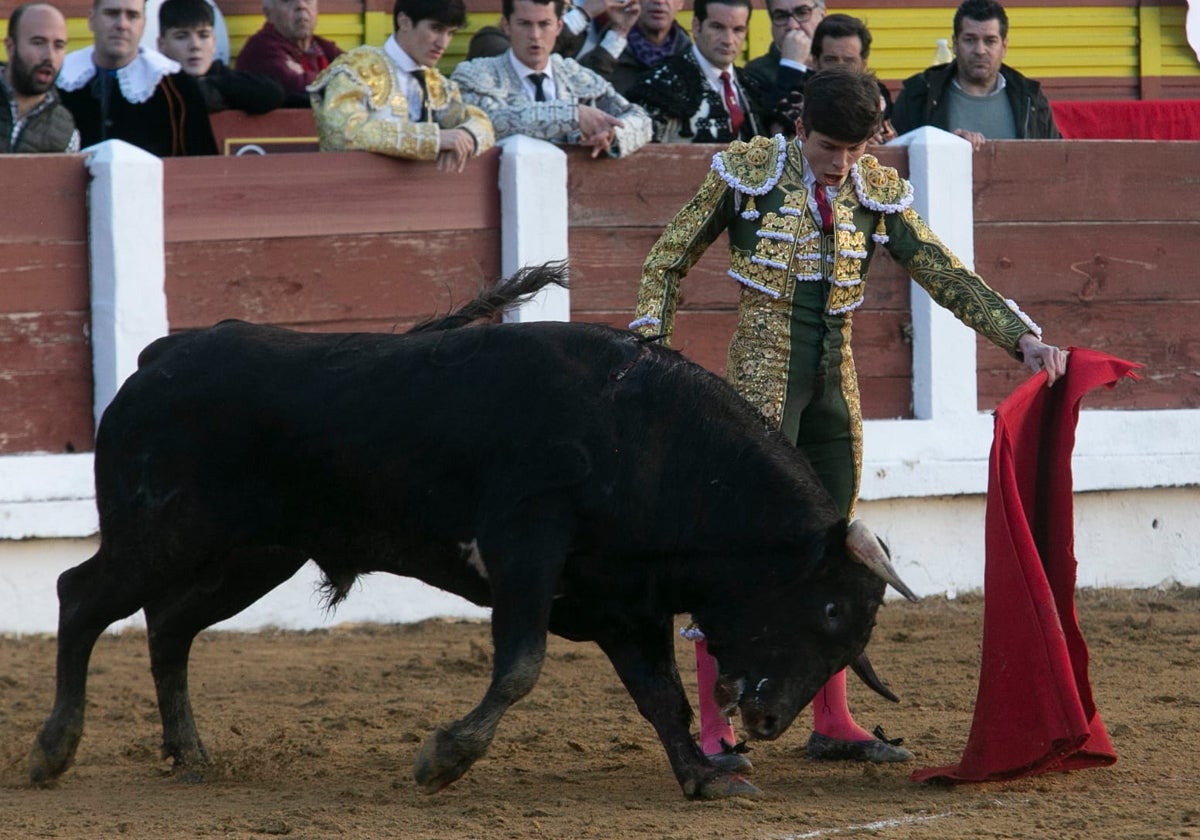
<box><xmin>743</xmin><ymin>0</ymin><xmax>824</xmax><ymax>109</ymax></box>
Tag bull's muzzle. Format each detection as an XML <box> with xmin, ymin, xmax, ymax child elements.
<box><xmin>738</xmin><ymin>678</ymin><xmax>787</xmax><ymax>740</ymax></box>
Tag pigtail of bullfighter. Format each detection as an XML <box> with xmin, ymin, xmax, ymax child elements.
<box><xmin>409</xmin><ymin>261</ymin><xmax>571</xmax><ymax>334</ymax></box>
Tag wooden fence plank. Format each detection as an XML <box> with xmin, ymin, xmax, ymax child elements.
<box><xmin>0</xmin><ymin>155</ymin><xmax>88</xmax><ymax>242</ymax></box>
<box><xmin>167</xmin><ymin>231</ymin><xmax>502</xmax><ymax>330</ymax></box>
<box><xmin>973</xmin><ymin>141</ymin><xmax>1200</xmax><ymax>223</ymax></box>
<box><xmin>0</xmin><ymin>243</ymin><xmax>90</xmax><ymax>314</ymax></box>
<box><xmin>975</xmin><ymin>221</ymin><xmax>1200</xmax><ymax>304</ymax></box>
<box><xmin>0</xmin><ymin>312</ymin><xmax>93</xmax><ymax>454</ymax></box>
<box><xmin>163</xmin><ymin>149</ymin><xmax>501</xmax><ymax>242</ymax></box>
<box><xmin>976</xmin><ymin>301</ymin><xmax>1200</xmax><ymax>410</ymax></box>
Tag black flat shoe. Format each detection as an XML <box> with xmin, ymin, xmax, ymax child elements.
<box><xmin>706</xmin><ymin>739</ymin><xmax>753</xmax><ymax>775</ymax></box>
<box><xmin>806</xmin><ymin>731</ymin><xmax>913</xmax><ymax>763</ymax></box>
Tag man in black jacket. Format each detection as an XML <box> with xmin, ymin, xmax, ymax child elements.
<box><xmin>891</xmin><ymin>0</ymin><xmax>1059</xmax><ymax>149</ymax></box>
<box><xmin>625</xmin><ymin>0</ymin><xmax>764</xmax><ymax>143</ymax></box>
<box><xmin>56</xmin><ymin>0</ymin><xmax>217</xmax><ymax>156</ymax></box>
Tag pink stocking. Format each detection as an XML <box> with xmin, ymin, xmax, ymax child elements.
<box><xmin>811</xmin><ymin>668</ymin><xmax>874</xmax><ymax>742</ymax></box>
<box><xmin>694</xmin><ymin>638</ymin><xmax>737</xmax><ymax>754</ymax></box>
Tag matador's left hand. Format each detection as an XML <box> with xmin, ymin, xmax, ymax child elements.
<box><xmin>1018</xmin><ymin>333</ymin><xmax>1069</xmax><ymax>386</ymax></box>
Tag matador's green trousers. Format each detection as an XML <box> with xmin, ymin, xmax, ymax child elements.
<box><xmin>776</xmin><ymin>280</ymin><xmax>857</xmax><ymax>521</ymax></box>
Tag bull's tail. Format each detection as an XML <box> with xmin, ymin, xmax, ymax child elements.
<box><xmin>409</xmin><ymin>261</ymin><xmax>570</xmax><ymax>334</ymax></box>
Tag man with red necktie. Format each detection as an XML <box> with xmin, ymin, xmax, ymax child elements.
<box><xmin>625</xmin><ymin>0</ymin><xmax>764</xmax><ymax>143</ymax></box>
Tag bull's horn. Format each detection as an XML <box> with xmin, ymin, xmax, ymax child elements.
<box><xmin>850</xmin><ymin>652</ymin><xmax>899</xmax><ymax>703</ymax></box>
<box><xmin>846</xmin><ymin>520</ymin><xmax>919</xmax><ymax>602</ymax></box>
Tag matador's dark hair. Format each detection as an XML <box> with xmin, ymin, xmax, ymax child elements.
<box><xmin>800</xmin><ymin>68</ymin><xmax>883</xmax><ymax>143</ymax></box>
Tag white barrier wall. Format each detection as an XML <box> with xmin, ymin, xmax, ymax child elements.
<box><xmin>0</xmin><ymin>132</ymin><xmax>1196</xmax><ymax>634</ymax></box>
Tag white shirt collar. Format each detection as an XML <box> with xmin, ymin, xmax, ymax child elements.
<box><xmin>385</xmin><ymin>35</ymin><xmax>421</xmax><ymax>73</ymax></box>
<box><xmin>57</xmin><ymin>46</ymin><xmax>180</xmax><ymax>104</ymax></box>
<box><xmin>507</xmin><ymin>50</ymin><xmax>556</xmax><ymax>101</ymax></box>
<box><xmin>507</xmin><ymin>50</ymin><xmax>553</xmax><ymax>81</ymax></box>
<box><xmin>690</xmin><ymin>42</ymin><xmax>735</xmax><ymax>94</ymax></box>
<box><xmin>795</xmin><ymin>138</ymin><xmax>838</xmax><ymax>210</ymax></box>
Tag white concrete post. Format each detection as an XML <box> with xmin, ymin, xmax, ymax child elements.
<box><xmin>497</xmin><ymin>135</ymin><xmax>571</xmax><ymax>322</ymax></box>
<box><xmin>891</xmin><ymin>127</ymin><xmax>979</xmax><ymax>420</ymax></box>
<box><xmin>86</xmin><ymin>140</ymin><xmax>170</xmax><ymax>429</ymax></box>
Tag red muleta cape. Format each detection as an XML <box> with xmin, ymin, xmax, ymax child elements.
<box><xmin>911</xmin><ymin>348</ymin><xmax>1140</xmax><ymax>784</ymax></box>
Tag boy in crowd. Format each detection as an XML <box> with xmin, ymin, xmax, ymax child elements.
<box><xmin>157</xmin><ymin>0</ymin><xmax>284</xmax><ymax>113</ymax></box>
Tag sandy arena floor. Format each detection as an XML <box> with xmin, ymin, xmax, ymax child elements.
<box><xmin>1</xmin><ymin>586</ymin><xmax>1196</xmax><ymax>839</ymax></box>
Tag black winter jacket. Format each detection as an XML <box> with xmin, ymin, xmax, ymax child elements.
<box><xmin>891</xmin><ymin>61</ymin><xmax>1060</xmax><ymax>140</ymax></box>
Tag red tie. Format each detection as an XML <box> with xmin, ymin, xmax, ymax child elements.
<box><xmin>815</xmin><ymin>186</ymin><xmax>833</xmax><ymax>233</ymax></box>
<box><xmin>720</xmin><ymin>71</ymin><xmax>744</xmax><ymax>138</ymax></box>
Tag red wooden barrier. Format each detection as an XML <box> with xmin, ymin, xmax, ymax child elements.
<box><xmin>3</xmin><ymin>136</ymin><xmax>1198</xmax><ymax>456</ymax></box>
<box><xmin>0</xmin><ymin>155</ymin><xmax>93</xmax><ymax>454</ymax></box>
<box><xmin>972</xmin><ymin>140</ymin><xmax>1200</xmax><ymax>410</ymax></box>
<box><xmin>163</xmin><ymin>148</ymin><xmax>503</xmax><ymax>334</ymax></box>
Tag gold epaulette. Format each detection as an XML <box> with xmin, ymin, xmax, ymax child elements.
<box><xmin>712</xmin><ymin>134</ymin><xmax>788</xmax><ymax>196</ymax></box>
<box><xmin>851</xmin><ymin>155</ymin><xmax>914</xmax><ymax>213</ymax></box>
<box><xmin>324</xmin><ymin>47</ymin><xmax>392</xmax><ymax>108</ymax></box>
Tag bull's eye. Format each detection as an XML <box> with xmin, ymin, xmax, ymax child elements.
<box><xmin>825</xmin><ymin>602</ymin><xmax>839</xmax><ymax>620</ymax></box>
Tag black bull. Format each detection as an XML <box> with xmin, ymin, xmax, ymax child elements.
<box><xmin>30</xmin><ymin>264</ymin><xmax>916</xmax><ymax>800</ymax></box>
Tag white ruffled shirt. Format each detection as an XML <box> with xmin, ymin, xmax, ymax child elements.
<box><xmin>57</xmin><ymin>47</ymin><xmax>181</xmax><ymax>104</ymax></box>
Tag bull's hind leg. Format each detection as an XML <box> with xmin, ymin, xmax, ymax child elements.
<box><xmin>30</xmin><ymin>552</ymin><xmax>148</xmax><ymax>784</ymax></box>
<box><xmin>413</xmin><ymin>507</ymin><xmax>571</xmax><ymax>793</ymax></box>
<box><xmin>143</xmin><ymin>547</ymin><xmax>307</xmax><ymax>780</ymax></box>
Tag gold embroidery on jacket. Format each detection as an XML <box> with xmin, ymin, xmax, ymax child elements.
<box><xmin>726</xmin><ymin>291</ymin><xmax>792</xmax><ymax>429</ymax></box>
<box><xmin>838</xmin><ymin>316</ymin><xmax>862</xmax><ymax>520</ymax></box>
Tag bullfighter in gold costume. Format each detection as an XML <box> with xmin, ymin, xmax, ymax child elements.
<box><xmin>631</xmin><ymin>69</ymin><xmax>1068</xmax><ymax>774</ymax></box>
<box><xmin>308</xmin><ymin>0</ymin><xmax>493</xmax><ymax>169</ymax></box>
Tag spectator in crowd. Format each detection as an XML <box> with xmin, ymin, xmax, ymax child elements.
<box><xmin>891</xmin><ymin>0</ymin><xmax>1059</xmax><ymax>149</ymax></box>
<box><xmin>308</xmin><ymin>0</ymin><xmax>494</xmax><ymax>173</ymax></box>
<box><xmin>577</xmin><ymin>0</ymin><xmax>690</xmax><ymax>95</ymax></box>
<box><xmin>236</xmin><ymin>0</ymin><xmax>341</xmax><ymax>107</ymax></box>
<box><xmin>467</xmin><ymin>0</ymin><xmax>638</xmax><ymax>62</ymax></box>
<box><xmin>141</xmin><ymin>0</ymin><xmax>229</xmax><ymax>65</ymax></box>
<box><xmin>158</xmin><ymin>0</ymin><xmax>285</xmax><ymax>113</ymax></box>
<box><xmin>809</xmin><ymin>14</ymin><xmax>894</xmax><ymax>142</ymax></box>
<box><xmin>453</xmin><ymin>0</ymin><xmax>651</xmax><ymax>158</ymax></box>
<box><xmin>631</xmin><ymin>69</ymin><xmax>1067</xmax><ymax>774</ymax></box>
<box><xmin>625</xmin><ymin>0</ymin><xmax>764</xmax><ymax>143</ymax></box>
<box><xmin>742</xmin><ymin>0</ymin><xmax>825</xmax><ymax>105</ymax></box>
<box><xmin>2</xmin><ymin>3</ymin><xmax>79</xmax><ymax>152</ymax></box>
<box><xmin>57</xmin><ymin>0</ymin><xmax>216</xmax><ymax>156</ymax></box>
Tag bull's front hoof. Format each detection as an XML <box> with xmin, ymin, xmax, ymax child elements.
<box><xmin>172</xmin><ymin>764</ymin><xmax>210</xmax><ymax>784</ymax></box>
<box><xmin>28</xmin><ymin>746</ymin><xmax>66</xmax><ymax>787</ymax></box>
<box><xmin>162</xmin><ymin>740</ymin><xmax>212</xmax><ymax>781</ymax></box>
<box><xmin>413</xmin><ymin>725</ymin><xmax>488</xmax><ymax>793</ymax></box>
<box><xmin>687</xmin><ymin>772</ymin><xmax>762</xmax><ymax>800</ymax></box>
<box><xmin>29</xmin><ymin>726</ymin><xmax>81</xmax><ymax>785</ymax></box>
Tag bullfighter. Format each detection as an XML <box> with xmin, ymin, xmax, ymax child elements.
<box><xmin>631</xmin><ymin>68</ymin><xmax>1068</xmax><ymax>772</ymax></box>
